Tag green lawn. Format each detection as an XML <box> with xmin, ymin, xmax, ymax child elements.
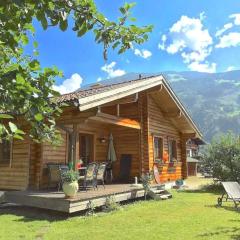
<box><xmin>0</xmin><ymin>188</ymin><xmax>240</xmax><ymax>240</ymax></box>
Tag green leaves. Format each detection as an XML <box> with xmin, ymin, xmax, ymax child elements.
<box><xmin>9</xmin><ymin>122</ymin><xmax>18</xmax><ymax>133</ymax></box>
<box><xmin>34</xmin><ymin>113</ymin><xmax>44</xmax><ymax>122</ymax></box>
<box><xmin>60</xmin><ymin>20</ymin><xmax>68</xmax><ymax>31</ymax></box>
<box><xmin>0</xmin><ymin>114</ymin><xmax>13</xmax><ymax>119</ymax></box>
<box><xmin>29</xmin><ymin>60</ymin><xmax>40</xmax><ymax>71</ymax></box>
<box><xmin>0</xmin><ymin>0</ymin><xmax>152</xmax><ymax>143</ymax></box>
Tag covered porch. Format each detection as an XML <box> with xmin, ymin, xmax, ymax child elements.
<box><xmin>29</xmin><ymin>100</ymin><xmax>143</xmax><ymax>190</ymax></box>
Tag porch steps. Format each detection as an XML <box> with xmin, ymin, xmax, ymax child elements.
<box><xmin>148</xmin><ymin>187</ymin><xmax>172</xmax><ymax>200</ymax></box>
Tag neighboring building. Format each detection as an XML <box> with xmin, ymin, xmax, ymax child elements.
<box><xmin>186</xmin><ymin>138</ymin><xmax>205</xmax><ymax>176</ymax></box>
<box><xmin>0</xmin><ymin>75</ymin><xmax>203</xmax><ymax>190</ymax></box>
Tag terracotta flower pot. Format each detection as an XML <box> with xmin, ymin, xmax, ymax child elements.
<box><xmin>63</xmin><ymin>181</ymin><xmax>79</xmax><ymax>198</ymax></box>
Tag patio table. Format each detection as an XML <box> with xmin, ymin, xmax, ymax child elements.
<box><xmin>78</xmin><ymin>167</ymin><xmax>87</xmax><ymax>176</ymax></box>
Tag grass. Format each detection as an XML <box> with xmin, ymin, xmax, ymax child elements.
<box><xmin>0</xmin><ymin>186</ymin><xmax>240</xmax><ymax>240</ymax></box>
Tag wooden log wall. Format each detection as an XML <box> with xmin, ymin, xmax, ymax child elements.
<box><xmin>147</xmin><ymin>95</ymin><xmax>183</xmax><ymax>182</ymax></box>
<box><xmin>102</xmin><ymin>102</ymin><xmax>141</xmax><ymax>180</ymax></box>
<box><xmin>180</xmin><ymin>134</ymin><xmax>189</xmax><ymax>179</ymax></box>
<box><xmin>138</xmin><ymin>92</ymin><xmax>150</xmax><ymax>174</ymax></box>
<box><xmin>28</xmin><ymin>142</ymin><xmax>41</xmax><ymax>189</ymax></box>
<box><xmin>40</xmin><ymin>130</ymin><xmax>68</xmax><ymax>188</ymax></box>
<box><xmin>0</xmin><ymin>138</ymin><xmax>30</xmax><ymax>190</ymax></box>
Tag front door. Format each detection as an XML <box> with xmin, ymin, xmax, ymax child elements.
<box><xmin>79</xmin><ymin>133</ymin><xmax>94</xmax><ymax>165</ymax></box>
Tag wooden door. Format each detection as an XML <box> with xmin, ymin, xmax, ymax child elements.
<box><xmin>79</xmin><ymin>133</ymin><xmax>94</xmax><ymax>165</ymax></box>
<box><xmin>119</xmin><ymin>154</ymin><xmax>132</xmax><ymax>182</ymax></box>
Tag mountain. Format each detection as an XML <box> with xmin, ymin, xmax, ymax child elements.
<box><xmin>82</xmin><ymin>71</ymin><xmax>240</xmax><ymax>141</ymax></box>
<box><xmin>165</xmin><ymin>71</ymin><xmax>240</xmax><ymax>141</ymax></box>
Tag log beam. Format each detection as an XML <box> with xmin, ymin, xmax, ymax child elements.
<box><xmin>88</xmin><ymin>112</ymin><xmax>141</xmax><ymax>130</ymax></box>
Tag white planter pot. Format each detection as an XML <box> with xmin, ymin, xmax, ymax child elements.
<box><xmin>63</xmin><ymin>181</ymin><xmax>79</xmax><ymax>198</ymax></box>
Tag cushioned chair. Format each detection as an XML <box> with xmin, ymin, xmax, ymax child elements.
<box><xmin>79</xmin><ymin>162</ymin><xmax>98</xmax><ymax>191</ymax></box>
<box><xmin>96</xmin><ymin>162</ymin><xmax>107</xmax><ymax>189</ymax></box>
<box><xmin>218</xmin><ymin>182</ymin><xmax>240</xmax><ymax>209</ymax></box>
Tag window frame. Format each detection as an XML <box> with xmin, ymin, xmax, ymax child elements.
<box><xmin>168</xmin><ymin>138</ymin><xmax>178</xmax><ymax>163</ymax></box>
<box><xmin>0</xmin><ymin>139</ymin><xmax>13</xmax><ymax>168</ymax></box>
<box><xmin>153</xmin><ymin>135</ymin><xmax>164</xmax><ymax>163</ymax></box>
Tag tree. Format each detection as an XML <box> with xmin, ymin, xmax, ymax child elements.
<box><xmin>0</xmin><ymin>0</ymin><xmax>153</xmax><ymax>143</ymax></box>
<box><xmin>203</xmin><ymin>132</ymin><xmax>240</xmax><ymax>182</ymax></box>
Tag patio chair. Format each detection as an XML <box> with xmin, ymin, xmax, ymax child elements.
<box><xmin>47</xmin><ymin>163</ymin><xmax>61</xmax><ymax>191</ymax></box>
<box><xmin>217</xmin><ymin>182</ymin><xmax>240</xmax><ymax>209</ymax></box>
<box><xmin>79</xmin><ymin>162</ymin><xmax>98</xmax><ymax>191</ymax></box>
<box><xmin>96</xmin><ymin>162</ymin><xmax>107</xmax><ymax>189</ymax></box>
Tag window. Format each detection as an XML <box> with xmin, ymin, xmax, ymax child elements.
<box><xmin>0</xmin><ymin>139</ymin><xmax>12</xmax><ymax>166</ymax></box>
<box><xmin>153</xmin><ymin>136</ymin><xmax>163</xmax><ymax>162</ymax></box>
<box><xmin>169</xmin><ymin>139</ymin><xmax>177</xmax><ymax>162</ymax></box>
<box><xmin>187</xmin><ymin>149</ymin><xmax>191</xmax><ymax>157</ymax></box>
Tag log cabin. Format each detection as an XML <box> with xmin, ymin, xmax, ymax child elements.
<box><xmin>0</xmin><ymin>75</ymin><xmax>203</xmax><ymax>190</ymax></box>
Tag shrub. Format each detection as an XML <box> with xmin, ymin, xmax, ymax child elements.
<box><xmin>141</xmin><ymin>172</ymin><xmax>153</xmax><ymax>199</ymax></box>
<box><xmin>61</xmin><ymin>170</ymin><xmax>79</xmax><ymax>183</ymax></box>
<box><xmin>203</xmin><ymin>132</ymin><xmax>240</xmax><ymax>182</ymax></box>
<box><xmin>103</xmin><ymin>195</ymin><xmax>121</xmax><ymax>212</ymax></box>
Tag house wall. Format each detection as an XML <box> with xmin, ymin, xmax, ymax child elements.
<box><xmin>0</xmin><ymin>89</ymin><xmax>191</xmax><ymax>190</ymax></box>
<box><xmin>102</xmin><ymin>102</ymin><xmax>140</xmax><ymax>180</ymax></box>
<box><xmin>0</xmin><ymin>138</ymin><xmax>30</xmax><ymax>190</ymax></box>
<box><xmin>147</xmin><ymin>95</ymin><xmax>183</xmax><ymax>182</ymax></box>
<box><xmin>187</xmin><ymin>162</ymin><xmax>197</xmax><ymax>176</ymax></box>
<box><xmin>28</xmin><ymin>130</ymin><xmax>68</xmax><ymax>189</ymax></box>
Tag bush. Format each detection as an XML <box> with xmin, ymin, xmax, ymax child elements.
<box><xmin>103</xmin><ymin>195</ymin><xmax>121</xmax><ymax>212</ymax></box>
<box><xmin>203</xmin><ymin>132</ymin><xmax>240</xmax><ymax>182</ymax></box>
<box><xmin>61</xmin><ymin>170</ymin><xmax>79</xmax><ymax>183</ymax></box>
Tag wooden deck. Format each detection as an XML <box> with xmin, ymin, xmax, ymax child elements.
<box><xmin>3</xmin><ymin>184</ymin><xmax>166</xmax><ymax>213</ymax></box>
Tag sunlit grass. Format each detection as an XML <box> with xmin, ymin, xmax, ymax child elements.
<box><xmin>0</xmin><ymin>187</ymin><xmax>240</xmax><ymax>240</ymax></box>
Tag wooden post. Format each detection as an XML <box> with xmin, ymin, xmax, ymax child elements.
<box><xmin>72</xmin><ymin>124</ymin><xmax>79</xmax><ymax>170</ymax></box>
<box><xmin>117</xmin><ymin>104</ymin><xmax>120</xmax><ymax>117</ymax></box>
<box><xmin>181</xmin><ymin>134</ymin><xmax>189</xmax><ymax>179</ymax></box>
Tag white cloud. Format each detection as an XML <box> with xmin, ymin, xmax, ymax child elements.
<box><xmin>216</xmin><ymin>32</ymin><xmax>240</xmax><ymax>48</ymax></box>
<box><xmin>134</xmin><ymin>48</ymin><xmax>152</xmax><ymax>59</ymax></box>
<box><xmin>188</xmin><ymin>62</ymin><xmax>216</xmax><ymax>73</ymax></box>
<box><xmin>101</xmin><ymin>62</ymin><xmax>126</xmax><ymax>78</ymax></box>
<box><xmin>230</xmin><ymin>13</ymin><xmax>240</xmax><ymax>25</ymax></box>
<box><xmin>158</xmin><ymin>34</ymin><xmax>167</xmax><ymax>50</ymax></box>
<box><xmin>226</xmin><ymin>66</ymin><xmax>235</xmax><ymax>71</ymax></box>
<box><xmin>215</xmin><ymin>23</ymin><xmax>233</xmax><ymax>37</ymax></box>
<box><xmin>53</xmin><ymin>73</ymin><xmax>83</xmax><ymax>94</ymax></box>
<box><xmin>158</xmin><ymin>14</ymin><xmax>216</xmax><ymax>73</ymax></box>
<box><xmin>97</xmin><ymin>77</ymin><xmax>102</xmax><ymax>82</ymax></box>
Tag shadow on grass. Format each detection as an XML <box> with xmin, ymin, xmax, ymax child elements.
<box><xmin>197</xmin><ymin>226</ymin><xmax>240</xmax><ymax>240</ymax></box>
<box><xmin>0</xmin><ymin>197</ymin><xmax>146</xmax><ymax>222</ymax></box>
<box><xmin>0</xmin><ymin>204</ymin><xmax>69</xmax><ymax>222</ymax></box>
<box><xmin>204</xmin><ymin>203</ymin><xmax>240</xmax><ymax>213</ymax></box>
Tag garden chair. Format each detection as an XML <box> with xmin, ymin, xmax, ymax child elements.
<box><xmin>79</xmin><ymin>162</ymin><xmax>98</xmax><ymax>191</ymax></box>
<box><xmin>217</xmin><ymin>182</ymin><xmax>240</xmax><ymax>209</ymax></box>
<box><xmin>96</xmin><ymin>162</ymin><xmax>107</xmax><ymax>189</ymax></box>
<box><xmin>47</xmin><ymin>163</ymin><xmax>61</xmax><ymax>191</ymax></box>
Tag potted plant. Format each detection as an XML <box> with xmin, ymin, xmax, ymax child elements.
<box><xmin>61</xmin><ymin>170</ymin><xmax>79</xmax><ymax>198</ymax></box>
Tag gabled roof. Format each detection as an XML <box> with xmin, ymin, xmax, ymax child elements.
<box><xmin>57</xmin><ymin>74</ymin><xmax>202</xmax><ymax>139</ymax></box>
<box><xmin>57</xmin><ymin>75</ymin><xmax>158</xmax><ymax>103</ymax></box>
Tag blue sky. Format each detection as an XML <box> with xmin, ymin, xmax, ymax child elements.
<box><xmin>32</xmin><ymin>0</ymin><xmax>240</xmax><ymax>93</ymax></box>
